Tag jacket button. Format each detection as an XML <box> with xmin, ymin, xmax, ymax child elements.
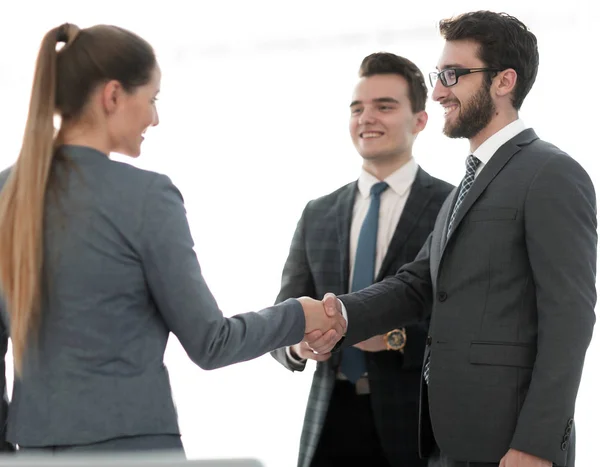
<box><xmin>561</xmin><ymin>441</ymin><xmax>568</xmax><ymax>451</ymax></box>
<box><xmin>438</xmin><ymin>291</ymin><xmax>448</xmax><ymax>302</ymax></box>
<box><xmin>567</xmin><ymin>418</ymin><xmax>574</xmax><ymax>428</ymax></box>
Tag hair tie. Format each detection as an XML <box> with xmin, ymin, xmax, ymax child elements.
<box><xmin>56</xmin><ymin>23</ymin><xmax>81</xmax><ymax>51</ymax></box>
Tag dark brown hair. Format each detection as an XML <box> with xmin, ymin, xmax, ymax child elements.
<box><xmin>439</xmin><ymin>10</ymin><xmax>538</xmax><ymax>110</ymax></box>
<box><xmin>359</xmin><ymin>52</ymin><xmax>428</xmax><ymax>113</ymax></box>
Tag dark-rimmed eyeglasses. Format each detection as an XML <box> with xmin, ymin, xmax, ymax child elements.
<box><xmin>428</xmin><ymin>68</ymin><xmax>501</xmax><ymax>88</ymax></box>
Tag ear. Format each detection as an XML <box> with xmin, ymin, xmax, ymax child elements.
<box><xmin>412</xmin><ymin>110</ymin><xmax>428</xmax><ymax>134</ymax></box>
<box><xmin>494</xmin><ymin>68</ymin><xmax>518</xmax><ymax>98</ymax></box>
<box><xmin>100</xmin><ymin>80</ymin><xmax>124</xmax><ymax>115</ymax></box>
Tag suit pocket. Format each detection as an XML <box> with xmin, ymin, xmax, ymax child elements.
<box><xmin>468</xmin><ymin>207</ymin><xmax>518</xmax><ymax>222</ymax></box>
<box><xmin>469</xmin><ymin>341</ymin><xmax>535</xmax><ymax>368</ymax></box>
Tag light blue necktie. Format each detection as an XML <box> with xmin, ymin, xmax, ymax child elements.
<box><xmin>340</xmin><ymin>181</ymin><xmax>389</xmax><ymax>383</ymax></box>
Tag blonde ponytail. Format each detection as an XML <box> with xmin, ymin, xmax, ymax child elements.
<box><xmin>0</xmin><ymin>24</ymin><xmax>79</xmax><ymax>375</ymax></box>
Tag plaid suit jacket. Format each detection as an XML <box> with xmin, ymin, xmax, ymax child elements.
<box><xmin>271</xmin><ymin>167</ymin><xmax>453</xmax><ymax>466</ymax></box>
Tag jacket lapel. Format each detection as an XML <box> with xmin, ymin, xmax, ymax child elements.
<box><xmin>336</xmin><ymin>182</ymin><xmax>357</xmax><ymax>295</ymax></box>
<box><xmin>439</xmin><ymin>187</ymin><xmax>458</xmax><ymax>253</ymax></box>
<box><xmin>376</xmin><ymin>167</ymin><xmax>434</xmax><ymax>280</ymax></box>
<box><xmin>442</xmin><ymin>128</ymin><xmax>539</xmax><ymax>252</ymax></box>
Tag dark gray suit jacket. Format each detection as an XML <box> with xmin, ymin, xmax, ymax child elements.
<box><xmin>338</xmin><ymin>129</ymin><xmax>596</xmax><ymax>466</ymax></box>
<box><xmin>272</xmin><ymin>168</ymin><xmax>453</xmax><ymax>467</ymax></box>
<box><xmin>0</xmin><ymin>145</ymin><xmax>305</xmax><ymax>448</ymax></box>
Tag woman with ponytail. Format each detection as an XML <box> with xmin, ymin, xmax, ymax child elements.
<box><xmin>0</xmin><ymin>23</ymin><xmax>345</xmax><ymax>454</ymax></box>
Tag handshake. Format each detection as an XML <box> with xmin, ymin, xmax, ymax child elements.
<box><xmin>296</xmin><ymin>293</ymin><xmax>345</xmax><ymax>360</ymax></box>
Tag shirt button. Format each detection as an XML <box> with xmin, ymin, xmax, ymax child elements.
<box><xmin>438</xmin><ymin>291</ymin><xmax>448</xmax><ymax>302</ymax></box>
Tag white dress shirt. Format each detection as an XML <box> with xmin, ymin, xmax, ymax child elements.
<box><xmin>473</xmin><ymin>118</ymin><xmax>527</xmax><ymax>178</ymax></box>
<box><xmin>349</xmin><ymin>158</ymin><xmax>419</xmax><ymax>289</ymax></box>
<box><xmin>287</xmin><ymin>158</ymin><xmax>419</xmax><ymax>363</ymax></box>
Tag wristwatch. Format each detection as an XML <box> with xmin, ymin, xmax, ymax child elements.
<box><xmin>384</xmin><ymin>328</ymin><xmax>407</xmax><ymax>352</ymax></box>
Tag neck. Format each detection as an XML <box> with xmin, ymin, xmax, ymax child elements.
<box><xmin>468</xmin><ymin>109</ymin><xmax>518</xmax><ymax>153</ymax></box>
<box><xmin>362</xmin><ymin>153</ymin><xmax>412</xmax><ymax>181</ymax></box>
<box><xmin>60</xmin><ymin>123</ymin><xmax>111</xmax><ymax>156</ymax></box>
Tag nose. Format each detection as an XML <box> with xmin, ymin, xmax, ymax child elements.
<box><xmin>152</xmin><ymin>107</ymin><xmax>159</xmax><ymax>127</ymax></box>
<box><xmin>358</xmin><ymin>107</ymin><xmax>376</xmax><ymax>125</ymax></box>
<box><xmin>431</xmin><ymin>79</ymin><xmax>449</xmax><ymax>102</ymax></box>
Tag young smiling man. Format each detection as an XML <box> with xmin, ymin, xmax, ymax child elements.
<box><xmin>313</xmin><ymin>10</ymin><xmax>596</xmax><ymax>467</ymax></box>
<box><xmin>272</xmin><ymin>53</ymin><xmax>453</xmax><ymax>466</ymax></box>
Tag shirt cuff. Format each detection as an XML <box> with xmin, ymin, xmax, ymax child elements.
<box><xmin>285</xmin><ymin>345</ymin><xmax>307</xmax><ymax>366</ymax></box>
<box><xmin>339</xmin><ymin>298</ymin><xmax>349</xmax><ymax>329</ymax></box>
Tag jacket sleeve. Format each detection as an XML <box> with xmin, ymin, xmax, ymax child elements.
<box><xmin>139</xmin><ymin>174</ymin><xmax>306</xmax><ymax>370</ymax></box>
<box><xmin>270</xmin><ymin>203</ymin><xmax>317</xmax><ymax>372</ymax></box>
<box><xmin>509</xmin><ymin>154</ymin><xmax>596</xmax><ymax>466</ymax></box>
<box><xmin>339</xmin><ymin>232</ymin><xmax>434</xmax><ymax>347</ymax></box>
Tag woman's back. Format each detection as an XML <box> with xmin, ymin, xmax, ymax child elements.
<box><xmin>4</xmin><ymin>146</ymin><xmax>180</xmax><ymax>446</ymax></box>
<box><xmin>2</xmin><ymin>145</ymin><xmax>305</xmax><ymax>447</ymax></box>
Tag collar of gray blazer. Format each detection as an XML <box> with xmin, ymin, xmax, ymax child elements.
<box><xmin>58</xmin><ymin>144</ymin><xmax>109</xmax><ymax>159</ymax></box>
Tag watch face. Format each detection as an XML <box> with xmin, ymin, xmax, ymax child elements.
<box><xmin>388</xmin><ymin>330</ymin><xmax>406</xmax><ymax>350</ymax></box>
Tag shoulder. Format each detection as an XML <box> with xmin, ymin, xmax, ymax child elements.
<box><xmin>303</xmin><ymin>181</ymin><xmax>356</xmax><ymax>214</ymax></box>
<box><xmin>104</xmin><ymin>160</ymin><xmax>183</xmax><ymax>202</ymax></box>
<box><xmin>416</xmin><ymin>167</ymin><xmax>455</xmax><ymax>197</ymax></box>
<box><xmin>0</xmin><ymin>166</ymin><xmax>12</xmax><ymax>188</ymax></box>
<box><xmin>526</xmin><ymin>139</ymin><xmax>593</xmax><ymax>189</ymax></box>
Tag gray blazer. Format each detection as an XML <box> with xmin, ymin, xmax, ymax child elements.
<box><xmin>271</xmin><ymin>168</ymin><xmax>453</xmax><ymax>467</ymax></box>
<box><xmin>338</xmin><ymin>129</ymin><xmax>596</xmax><ymax>466</ymax></box>
<box><xmin>0</xmin><ymin>145</ymin><xmax>305</xmax><ymax>448</ymax></box>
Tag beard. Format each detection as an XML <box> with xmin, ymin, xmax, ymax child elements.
<box><xmin>443</xmin><ymin>83</ymin><xmax>496</xmax><ymax>139</ymax></box>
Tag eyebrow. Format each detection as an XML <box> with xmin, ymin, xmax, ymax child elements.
<box><xmin>436</xmin><ymin>63</ymin><xmax>466</xmax><ymax>71</ymax></box>
<box><xmin>349</xmin><ymin>97</ymin><xmax>400</xmax><ymax>107</ymax></box>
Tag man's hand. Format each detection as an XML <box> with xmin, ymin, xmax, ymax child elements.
<box><xmin>289</xmin><ymin>340</ymin><xmax>332</xmax><ymax>362</ymax></box>
<box><xmin>354</xmin><ymin>335</ymin><xmax>387</xmax><ymax>352</ymax></box>
<box><xmin>303</xmin><ymin>292</ymin><xmax>345</xmax><ymax>354</ymax></box>
<box><xmin>297</xmin><ymin>295</ymin><xmax>346</xmax><ymax>354</ymax></box>
<box><xmin>322</xmin><ymin>292</ymin><xmax>341</xmax><ymax>317</ymax></box>
<box><xmin>499</xmin><ymin>449</ymin><xmax>552</xmax><ymax>467</ymax></box>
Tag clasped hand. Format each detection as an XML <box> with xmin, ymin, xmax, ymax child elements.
<box><xmin>296</xmin><ymin>293</ymin><xmax>345</xmax><ymax>357</ymax></box>
<box><xmin>293</xmin><ymin>293</ymin><xmax>385</xmax><ymax>361</ymax></box>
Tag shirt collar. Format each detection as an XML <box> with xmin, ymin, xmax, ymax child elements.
<box><xmin>472</xmin><ymin>118</ymin><xmax>528</xmax><ymax>168</ymax></box>
<box><xmin>357</xmin><ymin>157</ymin><xmax>418</xmax><ymax>199</ymax></box>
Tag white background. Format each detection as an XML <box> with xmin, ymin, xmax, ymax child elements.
<box><xmin>1</xmin><ymin>1</ymin><xmax>598</xmax><ymax>465</ymax></box>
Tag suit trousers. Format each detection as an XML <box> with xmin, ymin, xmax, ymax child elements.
<box><xmin>311</xmin><ymin>380</ymin><xmax>393</xmax><ymax>467</ymax></box>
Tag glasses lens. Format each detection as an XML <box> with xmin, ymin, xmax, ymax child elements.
<box><xmin>429</xmin><ymin>72</ymin><xmax>438</xmax><ymax>87</ymax></box>
<box><xmin>442</xmin><ymin>69</ymin><xmax>457</xmax><ymax>86</ymax></box>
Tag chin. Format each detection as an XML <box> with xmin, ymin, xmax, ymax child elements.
<box><xmin>359</xmin><ymin>147</ymin><xmax>383</xmax><ymax>159</ymax></box>
<box><xmin>360</xmin><ymin>152</ymin><xmax>386</xmax><ymax>161</ymax></box>
<box><xmin>443</xmin><ymin>122</ymin><xmax>461</xmax><ymax>139</ymax></box>
<box><xmin>116</xmin><ymin>146</ymin><xmax>142</xmax><ymax>159</ymax></box>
